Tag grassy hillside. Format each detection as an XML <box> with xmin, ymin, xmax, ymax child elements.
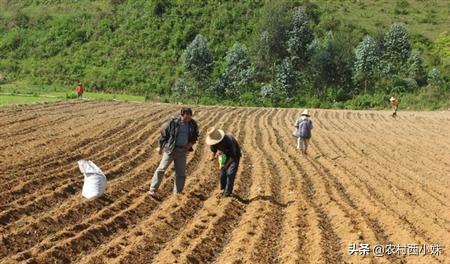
<box><xmin>314</xmin><ymin>0</ymin><xmax>449</xmax><ymax>40</ymax></box>
<box><xmin>0</xmin><ymin>0</ymin><xmax>448</xmax><ymax>109</ymax></box>
<box><xmin>0</xmin><ymin>0</ymin><xmax>263</xmax><ymax>94</ymax></box>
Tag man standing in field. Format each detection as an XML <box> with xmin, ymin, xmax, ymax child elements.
<box><xmin>75</xmin><ymin>83</ymin><xmax>85</xmax><ymax>98</ymax></box>
<box><xmin>390</xmin><ymin>96</ymin><xmax>399</xmax><ymax>117</ymax></box>
<box><xmin>149</xmin><ymin>107</ymin><xmax>199</xmax><ymax>197</ymax></box>
<box><xmin>294</xmin><ymin>109</ymin><xmax>313</xmax><ymax>155</ymax></box>
<box><xmin>206</xmin><ymin>127</ymin><xmax>241</xmax><ymax>197</ymax></box>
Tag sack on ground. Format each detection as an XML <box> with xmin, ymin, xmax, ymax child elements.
<box><xmin>78</xmin><ymin>160</ymin><xmax>106</xmax><ymax>199</ymax></box>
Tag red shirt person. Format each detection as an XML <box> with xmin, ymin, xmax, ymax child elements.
<box><xmin>75</xmin><ymin>83</ymin><xmax>85</xmax><ymax>98</ymax></box>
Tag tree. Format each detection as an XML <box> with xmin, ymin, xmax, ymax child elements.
<box><xmin>353</xmin><ymin>35</ymin><xmax>380</xmax><ymax>92</ymax></box>
<box><xmin>407</xmin><ymin>50</ymin><xmax>426</xmax><ymax>85</ymax></box>
<box><xmin>287</xmin><ymin>7</ymin><xmax>314</xmax><ymax>68</ymax></box>
<box><xmin>218</xmin><ymin>43</ymin><xmax>254</xmax><ymax>99</ymax></box>
<box><xmin>427</xmin><ymin>68</ymin><xmax>443</xmax><ymax>88</ymax></box>
<box><xmin>183</xmin><ymin>34</ymin><xmax>214</xmax><ymax>103</ymax></box>
<box><xmin>274</xmin><ymin>58</ymin><xmax>296</xmax><ymax>105</ymax></box>
<box><xmin>171</xmin><ymin>78</ymin><xmax>189</xmax><ymax>96</ymax></box>
<box><xmin>383</xmin><ymin>23</ymin><xmax>411</xmax><ymax>74</ymax></box>
<box><xmin>308</xmin><ymin>32</ymin><xmax>354</xmax><ymax>101</ymax></box>
<box><xmin>254</xmin><ymin>1</ymin><xmax>291</xmax><ymax>78</ymax></box>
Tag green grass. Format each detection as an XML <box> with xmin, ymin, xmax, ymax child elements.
<box><xmin>0</xmin><ymin>82</ymin><xmax>145</xmax><ymax>106</ymax></box>
<box><xmin>315</xmin><ymin>0</ymin><xmax>449</xmax><ymax>40</ymax></box>
<box><xmin>0</xmin><ymin>94</ymin><xmax>62</xmax><ymax>106</ymax></box>
<box><xmin>82</xmin><ymin>92</ymin><xmax>144</xmax><ymax>102</ymax></box>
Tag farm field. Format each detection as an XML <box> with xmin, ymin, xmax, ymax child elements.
<box><xmin>0</xmin><ymin>100</ymin><xmax>449</xmax><ymax>263</ymax></box>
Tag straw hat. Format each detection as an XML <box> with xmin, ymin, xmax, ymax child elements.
<box><xmin>206</xmin><ymin>127</ymin><xmax>225</xmax><ymax>145</ymax></box>
<box><xmin>301</xmin><ymin>109</ymin><xmax>310</xmax><ymax>116</ymax></box>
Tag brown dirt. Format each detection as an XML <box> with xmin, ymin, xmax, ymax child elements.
<box><xmin>0</xmin><ymin>101</ymin><xmax>448</xmax><ymax>264</ymax></box>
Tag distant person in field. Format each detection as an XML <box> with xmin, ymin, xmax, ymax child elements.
<box><xmin>206</xmin><ymin>127</ymin><xmax>241</xmax><ymax>197</ymax></box>
<box><xmin>294</xmin><ymin>109</ymin><xmax>313</xmax><ymax>155</ymax></box>
<box><xmin>148</xmin><ymin>107</ymin><xmax>199</xmax><ymax>198</ymax></box>
<box><xmin>75</xmin><ymin>83</ymin><xmax>85</xmax><ymax>98</ymax></box>
<box><xmin>390</xmin><ymin>96</ymin><xmax>399</xmax><ymax>117</ymax></box>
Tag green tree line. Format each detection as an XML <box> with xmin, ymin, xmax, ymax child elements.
<box><xmin>0</xmin><ymin>0</ymin><xmax>448</xmax><ymax>108</ymax></box>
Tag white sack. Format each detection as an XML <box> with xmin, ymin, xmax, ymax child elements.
<box><xmin>78</xmin><ymin>160</ymin><xmax>106</xmax><ymax>199</ymax></box>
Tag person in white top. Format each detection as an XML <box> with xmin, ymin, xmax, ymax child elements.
<box><xmin>294</xmin><ymin>109</ymin><xmax>313</xmax><ymax>155</ymax></box>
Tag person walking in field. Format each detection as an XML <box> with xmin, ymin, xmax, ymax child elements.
<box><xmin>294</xmin><ymin>109</ymin><xmax>313</xmax><ymax>155</ymax></box>
<box><xmin>206</xmin><ymin>127</ymin><xmax>241</xmax><ymax>197</ymax></box>
<box><xmin>148</xmin><ymin>107</ymin><xmax>199</xmax><ymax>197</ymax></box>
<box><xmin>75</xmin><ymin>83</ymin><xmax>85</xmax><ymax>98</ymax></box>
<box><xmin>390</xmin><ymin>96</ymin><xmax>399</xmax><ymax>117</ymax></box>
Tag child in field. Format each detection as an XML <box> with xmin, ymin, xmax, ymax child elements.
<box><xmin>294</xmin><ymin>109</ymin><xmax>313</xmax><ymax>155</ymax></box>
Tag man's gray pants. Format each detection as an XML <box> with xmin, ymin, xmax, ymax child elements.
<box><xmin>150</xmin><ymin>147</ymin><xmax>187</xmax><ymax>193</ymax></box>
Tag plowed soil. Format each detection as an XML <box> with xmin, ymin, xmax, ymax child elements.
<box><xmin>1</xmin><ymin>100</ymin><xmax>449</xmax><ymax>264</ymax></box>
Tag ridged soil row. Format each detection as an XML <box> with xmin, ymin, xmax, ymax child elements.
<box><xmin>329</xmin><ymin>110</ymin><xmax>449</xmax><ymax>223</ymax></box>
<box><xmin>0</xmin><ymin>100</ymin><xmax>101</xmax><ymax>128</ymax></box>
<box><xmin>262</xmin><ymin>108</ymin><xmax>313</xmax><ymax>264</ymax></box>
<box><xmin>0</xmin><ymin>105</ymin><xmax>175</xmax><ymax>205</ymax></box>
<box><xmin>286</xmin><ymin>110</ymin><xmax>406</xmax><ymax>263</ymax></box>
<box><xmin>0</xmin><ymin>100</ymin><xmax>124</xmax><ymax>138</ymax></box>
<box><xmin>213</xmin><ymin>108</ymin><xmax>286</xmax><ymax>263</ymax></box>
<box><xmin>0</xmin><ymin>100</ymin><xmax>73</xmax><ymax>118</ymax></box>
<box><xmin>0</xmin><ymin>104</ymin><xmax>149</xmax><ymax>170</ymax></box>
<box><xmin>314</xmin><ymin>111</ymin><xmax>449</xmax><ymax>260</ymax></box>
<box><xmin>0</xmin><ymin>101</ymin><xmax>139</xmax><ymax>158</ymax></box>
<box><xmin>102</xmin><ymin>107</ymin><xmax>244</xmax><ymax>264</ymax></box>
<box><xmin>333</xmin><ymin>111</ymin><xmax>449</xmax><ymax>215</ymax></box>
<box><xmin>357</xmin><ymin>111</ymin><xmax>450</xmax><ymax>189</ymax></box>
<box><xmin>295</xmin><ymin>111</ymin><xmax>444</xmax><ymax>263</ymax></box>
<box><xmin>0</xmin><ymin>107</ymin><xmax>180</xmax><ymax>231</ymax></box>
<box><xmin>0</xmin><ymin>107</ymin><xmax>219</xmax><ymax>263</ymax></box>
<box><xmin>213</xmin><ymin>108</ymin><xmax>280</xmax><ymax>263</ymax></box>
<box><xmin>388</xmin><ymin>111</ymin><xmax>450</xmax><ymax>140</ymax></box>
<box><xmin>9</xmin><ymin>107</ymin><xmax>225</xmax><ymax>264</ymax></box>
<box><xmin>320</xmin><ymin>110</ymin><xmax>447</xmax><ymax>208</ymax></box>
<box><xmin>346</xmin><ymin>110</ymin><xmax>450</xmax><ymax>185</ymax></box>
<box><xmin>148</xmin><ymin>108</ymin><xmax>258</xmax><ymax>263</ymax></box>
<box><xmin>73</xmin><ymin>107</ymin><xmax>241</xmax><ymax>264</ymax></box>
<box><xmin>271</xmin><ymin>109</ymin><xmax>352</xmax><ymax>264</ymax></box>
<box><xmin>0</xmin><ymin>102</ymin><xmax>157</xmax><ymax>173</ymax></box>
<box><xmin>0</xmin><ymin>103</ymin><xmax>153</xmax><ymax>178</ymax></box>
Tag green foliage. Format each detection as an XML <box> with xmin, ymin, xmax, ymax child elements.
<box><xmin>427</xmin><ymin>67</ymin><xmax>445</xmax><ymax>89</ymax></box>
<box><xmin>274</xmin><ymin>58</ymin><xmax>296</xmax><ymax>105</ymax></box>
<box><xmin>217</xmin><ymin>43</ymin><xmax>254</xmax><ymax>99</ymax></box>
<box><xmin>254</xmin><ymin>1</ymin><xmax>291</xmax><ymax>72</ymax></box>
<box><xmin>353</xmin><ymin>35</ymin><xmax>380</xmax><ymax>91</ymax></box>
<box><xmin>287</xmin><ymin>7</ymin><xmax>314</xmax><ymax>68</ymax></box>
<box><xmin>0</xmin><ymin>0</ymin><xmax>447</xmax><ymax>109</ymax></box>
<box><xmin>382</xmin><ymin>23</ymin><xmax>411</xmax><ymax>74</ymax></box>
<box><xmin>182</xmin><ymin>34</ymin><xmax>214</xmax><ymax>102</ymax></box>
<box><xmin>65</xmin><ymin>93</ymin><xmax>78</xmax><ymax>99</ymax></box>
<box><xmin>407</xmin><ymin>50</ymin><xmax>426</xmax><ymax>84</ymax></box>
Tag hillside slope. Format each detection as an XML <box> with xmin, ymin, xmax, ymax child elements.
<box><xmin>0</xmin><ymin>0</ymin><xmax>448</xmax><ymax>95</ymax></box>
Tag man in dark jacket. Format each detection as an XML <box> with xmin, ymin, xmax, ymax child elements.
<box><xmin>149</xmin><ymin>107</ymin><xmax>199</xmax><ymax>197</ymax></box>
<box><xmin>206</xmin><ymin>127</ymin><xmax>241</xmax><ymax>197</ymax></box>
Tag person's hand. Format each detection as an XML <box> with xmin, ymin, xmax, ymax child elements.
<box><xmin>156</xmin><ymin>147</ymin><xmax>163</xmax><ymax>155</ymax></box>
<box><xmin>209</xmin><ymin>153</ymin><xmax>215</xmax><ymax>161</ymax></box>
